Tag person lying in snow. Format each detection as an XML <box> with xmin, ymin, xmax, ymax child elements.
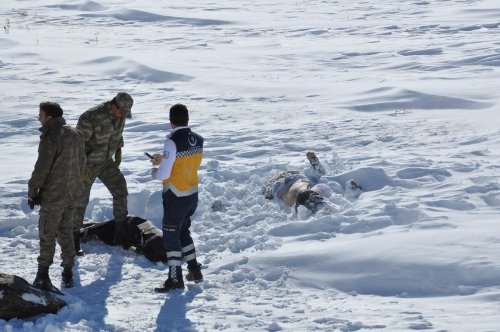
<box><xmin>262</xmin><ymin>152</ymin><xmax>362</xmax><ymax>214</ymax></box>
<box><xmin>79</xmin><ymin>216</ymin><xmax>167</xmax><ymax>263</ymax></box>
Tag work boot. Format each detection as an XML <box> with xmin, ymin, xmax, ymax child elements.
<box><xmin>33</xmin><ymin>265</ymin><xmax>53</xmax><ymax>291</ymax></box>
<box><xmin>74</xmin><ymin>231</ymin><xmax>84</xmax><ymax>256</ymax></box>
<box><xmin>154</xmin><ymin>266</ymin><xmax>184</xmax><ymax>293</ymax></box>
<box><xmin>186</xmin><ymin>262</ymin><xmax>203</xmax><ymax>283</ymax></box>
<box><xmin>33</xmin><ymin>265</ymin><xmax>63</xmax><ymax>294</ymax></box>
<box><xmin>62</xmin><ymin>267</ymin><xmax>73</xmax><ymax>288</ymax></box>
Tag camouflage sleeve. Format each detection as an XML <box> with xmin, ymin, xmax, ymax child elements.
<box><xmin>76</xmin><ymin>112</ymin><xmax>94</xmax><ymax>153</ymax></box>
<box><xmin>28</xmin><ymin>137</ymin><xmax>57</xmax><ymax>198</ymax></box>
<box><xmin>77</xmin><ymin>130</ymin><xmax>86</xmax><ymax>177</ymax></box>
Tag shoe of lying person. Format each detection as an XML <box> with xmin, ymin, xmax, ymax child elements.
<box><xmin>74</xmin><ymin>231</ymin><xmax>85</xmax><ymax>256</ymax></box>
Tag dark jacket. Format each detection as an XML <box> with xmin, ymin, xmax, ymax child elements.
<box><xmin>81</xmin><ymin>217</ymin><xmax>167</xmax><ymax>263</ymax></box>
<box><xmin>28</xmin><ymin>117</ymin><xmax>86</xmax><ymax>205</ymax></box>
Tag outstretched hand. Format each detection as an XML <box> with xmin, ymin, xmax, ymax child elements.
<box><xmin>151</xmin><ymin>153</ymin><xmax>162</xmax><ymax>166</ymax></box>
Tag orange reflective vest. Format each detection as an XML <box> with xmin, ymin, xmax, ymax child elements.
<box><xmin>162</xmin><ymin>128</ymin><xmax>203</xmax><ymax>196</ymax></box>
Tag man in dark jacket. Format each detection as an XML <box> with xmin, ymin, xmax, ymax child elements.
<box><xmin>73</xmin><ymin>92</ymin><xmax>133</xmax><ymax>254</ymax></box>
<box><xmin>28</xmin><ymin>101</ymin><xmax>86</xmax><ymax>291</ymax></box>
<box><xmin>151</xmin><ymin>103</ymin><xmax>204</xmax><ymax>292</ymax></box>
<box><xmin>80</xmin><ymin>216</ymin><xmax>168</xmax><ymax>263</ymax></box>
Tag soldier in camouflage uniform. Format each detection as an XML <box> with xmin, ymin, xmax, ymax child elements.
<box><xmin>28</xmin><ymin>102</ymin><xmax>86</xmax><ymax>291</ymax></box>
<box><xmin>73</xmin><ymin>92</ymin><xmax>134</xmax><ymax>253</ymax></box>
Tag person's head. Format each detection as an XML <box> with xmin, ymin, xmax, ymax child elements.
<box><xmin>39</xmin><ymin>101</ymin><xmax>63</xmax><ymax>125</ymax></box>
<box><xmin>295</xmin><ymin>189</ymin><xmax>325</xmax><ymax>214</ymax></box>
<box><xmin>169</xmin><ymin>103</ymin><xmax>189</xmax><ymax>128</ymax></box>
<box><xmin>111</xmin><ymin>92</ymin><xmax>133</xmax><ymax>119</ymax></box>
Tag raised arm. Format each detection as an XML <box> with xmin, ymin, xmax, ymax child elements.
<box><xmin>306</xmin><ymin>151</ymin><xmax>326</xmax><ymax>177</ymax></box>
<box><xmin>151</xmin><ymin>139</ymin><xmax>176</xmax><ymax>181</ymax></box>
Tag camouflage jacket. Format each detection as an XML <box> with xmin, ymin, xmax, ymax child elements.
<box><xmin>28</xmin><ymin>117</ymin><xmax>86</xmax><ymax>204</ymax></box>
<box><xmin>77</xmin><ymin>101</ymin><xmax>125</xmax><ymax>167</ymax></box>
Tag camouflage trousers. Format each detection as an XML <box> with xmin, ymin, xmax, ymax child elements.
<box><xmin>37</xmin><ymin>203</ymin><xmax>76</xmax><ymax>268</ymax></box>
<box><xmin>73</xmin><ymin>159</ymin><xmax>128</xmax><ymax>232</ymax></box>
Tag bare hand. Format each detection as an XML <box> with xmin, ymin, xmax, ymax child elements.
<box><xmin>306</xmin><ymin>151</ymin><xmax>316</xmax><ymax>160</ymax></box>
<box><xmin>151</xmin><ymin>168</ymin><xmax>158</xmax><ymax>180</ymax></box>
<box><xmin>151</xmin><ymin>153</ymin><xmax>163</xmax><ymax>166</ymax></box>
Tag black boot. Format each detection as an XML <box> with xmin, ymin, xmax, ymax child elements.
<box><xmin>154</xmin><ymin>266</ymin><xmax>184</xmax><ymax>293</ymax></box>
<box><xmin>62</xmin><ymin>267</ymin><xmax>73</xmax><ymax>288</ymax></box>
<box><xmin>33</xmin><ymin>265</ymin><xmax>49</xmax><ymax>289</ymax></box>
<box><xmin>186</xmin><ymin>262</ymin><xmax>203</xmax><ymax>283</ymax></box>
<box><xmin>74</xmin><ymin>231</ymin><xmax>84</xmax><ymax>256</ymax></box>
<box><xmin>33</xmin><ymin>265</ymin><xmax>63</xmax><ymax>294</ymax></box>
<box><xmin>33</xmin><ymin>265</ymin><xmax>53</xmax><ymax>290</ymax></box>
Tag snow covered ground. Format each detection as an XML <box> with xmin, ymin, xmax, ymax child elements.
<box><xmin>1</xmin><ymin>0</ymin><xmax>500</xmax><ymax>330</ymax></box>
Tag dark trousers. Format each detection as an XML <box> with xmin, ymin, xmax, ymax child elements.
<box><xmin>162</xmin><ymin>190</ymin><xmax>198</xmax><ymax>268</ymax></box>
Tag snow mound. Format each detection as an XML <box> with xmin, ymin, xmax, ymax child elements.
<box><xmin>79</xmin><ymin>56</ymin><xmax>192</xmax><ymax>83</ymax></box>
<box><xmin>347</xmin><ymin>88</ymin><xmax>493</xmax><ymax>112</ymax></box>
<box><xmin>80</xmin><ymin>8</ymin><xmax>231</xmax><ymax>26</ymax></box>
<box><xmin>47</xmin><ymin>1</ymin><xmax>108</xmax><ymax>11</ymax></box>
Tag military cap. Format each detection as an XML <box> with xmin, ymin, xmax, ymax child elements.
<box><xmin>114</xmin><ymin>92</ymin><xmax>133</xmax><ymax>119</ymax></box>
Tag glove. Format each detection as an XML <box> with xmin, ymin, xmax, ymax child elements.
<box><xmin>115</xmin><ymin>148</ymin><xmax>122</xmax><ymax>167</ymax></box>
<box><xmin>28</xmin><ymin>196</ymin><xmax>41</xmax><ymax>210</ymax></box>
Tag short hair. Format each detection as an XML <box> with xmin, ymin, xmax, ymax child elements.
<box><xmin>169</xmin><ymin>103</ymin><xmax>189</xmax><ymax>126</ymax></box>
<box><xmin>39</xmin><ymin>101</ymin><xmax>63</xmax><ymax>118</ymax></box>
<box><xmin>295</xmin><ymin>189</ymin><xmax>324</xmax><ymax>214</ymax></box>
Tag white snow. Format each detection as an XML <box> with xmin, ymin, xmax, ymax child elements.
<box><xmin>1</xmin><ymin>0</ymin><xmax>500</xmax><ymax>330</ymax></box>
<box><xmin>20</xmin><ymin>293</ymin><xmax>47</xmax><ymax>306</ymax></box>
